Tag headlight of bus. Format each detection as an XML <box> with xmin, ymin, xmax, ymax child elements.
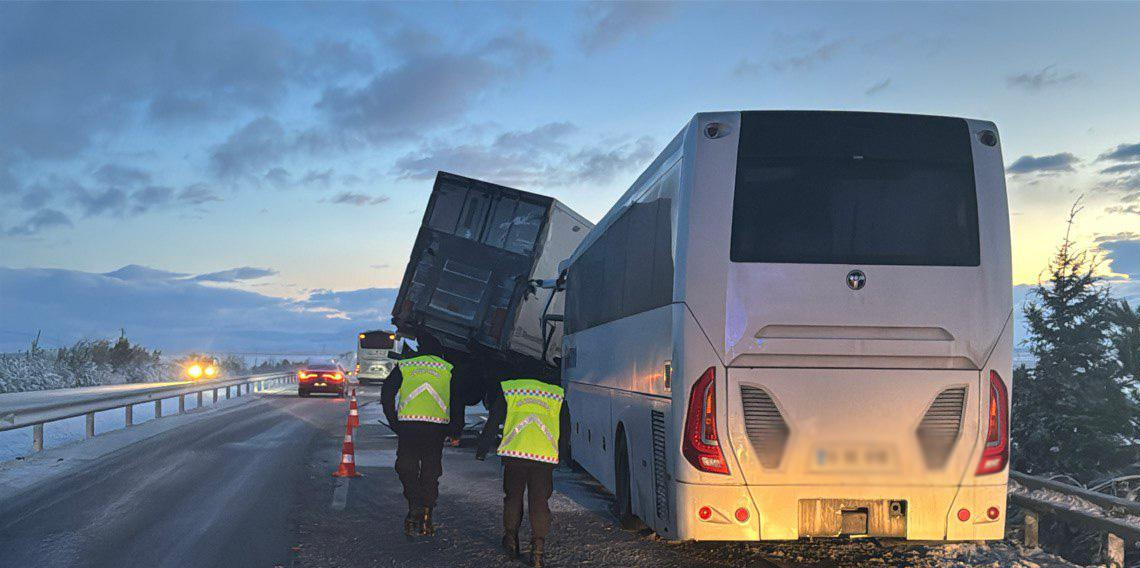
<box><xmin>187</xmin><ymin>364</ymin><xmax>203</xmax><ymax>379</ymax></box>
<box><xmin>204</xmin><ymin>365</ymin><xmax>217</xmax><ymax>377</ymax></box>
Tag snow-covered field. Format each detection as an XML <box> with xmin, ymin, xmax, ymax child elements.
<box><xmin>0</xmin><ymin>351</ymin><xmax>174</xmax><ymax>394</ymax></box>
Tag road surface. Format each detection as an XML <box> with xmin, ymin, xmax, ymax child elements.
<box><xmin>0</xmin><ymin>385</ymin><xmax>1078</xmax><ymax>568</ymax></box>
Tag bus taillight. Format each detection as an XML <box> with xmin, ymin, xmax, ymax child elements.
<box><xmin>683</xmin><ymin>366</ymin><xmax>729</xmax><ymax>475</ymax></box>
<box><xmin>975</xmin><ymin>370</ymin><xmax>1009</xmax><ymax>476</ymax></box>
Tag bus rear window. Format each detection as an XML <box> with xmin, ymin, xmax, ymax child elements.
<box><xmin>730</xmin><ymin>112</ymin><xmax>980</xmax><ymax>267</ymax></box>
<box><xmin>359</xmin><ymin>332</ymin><xmax>395</xmax><ymax>350</ymax></box>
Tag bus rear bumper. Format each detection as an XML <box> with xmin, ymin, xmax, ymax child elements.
<box><xmin>673</xmin><ymin>482</ymin><xmax>1007</xmax><ymax>541</ymax></box>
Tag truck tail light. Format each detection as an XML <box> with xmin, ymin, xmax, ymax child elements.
<box><xmin>975</xmin><ymin>370</ymin><xmax>1009</xmax><ymax>476</ymax></box>
<box><xmin>682</xmin><ymin>366</ymin><xmax>729</xmax><ymax>475</ymax></box>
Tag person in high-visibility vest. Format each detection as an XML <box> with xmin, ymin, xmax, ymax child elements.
<box><xmin>381</xmin><ymin>334</ymin><xmax>463</xmax><ymax>537</ymax></box>
<box><xmin>476</xmin><ymin>371</ymin><xmax>570</xmax><ymax>568</ymax></box>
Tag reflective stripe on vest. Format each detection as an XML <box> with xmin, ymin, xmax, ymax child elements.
<box><xmin>396</xmin><ymin>356</ymin><xmax>452</xmax><ymax>424</ymax></box>
<box><xmin>497</xmin><ymin>379</ymin><xmax>564</xmax><ymax>464</ymax></box>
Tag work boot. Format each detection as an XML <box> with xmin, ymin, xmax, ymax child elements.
<box><xmin>420</xmin><ymin>507</ymin><xmax>435</xmax><ymax>536</ymax></box>
<box><xmin>403</xmin><ymin>510</ymin><xmax>418</xmax><ymax>537</ymax></box>
<box><xmin>502</xmin><ymin>531</ymin><xmax>519</xmax><ymax>559</ymax></box>
<box><xmin>530</xmin><ymin>538</ymin><xmax>544</xmax><ymax>568</ymax></box>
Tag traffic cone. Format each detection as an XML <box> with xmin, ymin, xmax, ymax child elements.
<box><xmin>333</xmin><ymin>421</ymin><xmax>362</xmax><ymax>477</ymax></box>
<box><xmin>348</xmin><ymin>397</ymin><xmax>360</xmax><ymax>428</ymax></box>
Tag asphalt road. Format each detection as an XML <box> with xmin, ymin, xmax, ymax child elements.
<box><xmin>0</xmin><ymin>385</ymin><xmax>1080</xmax><ymax>568</ymax></box>
<box><xmin>0</xmin><ymin>387</ymin><xmax>346</xmax><ymax>568</ymax></box>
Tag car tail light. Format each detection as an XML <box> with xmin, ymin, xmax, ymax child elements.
<box><xmin>682</xmin><ymin>367</ymin><xmax>729</xmax><ymax>475</ymax></box>
<box><xmin>975</xmin><ymin>370</ymin><xmax>1009</xmax><ymax>476</ymax></box>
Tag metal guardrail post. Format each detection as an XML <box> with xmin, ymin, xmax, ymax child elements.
<box><xmin>85</xmin><ymin>412</ymin><xmax>95</xmax><ymax>438</ymax></box>
<box><xmin>154</xmin><ymin>399</ymin><xmax>162</xmax><ymax>418</ymax></box>
<box><xmin>213</xmin><ymin>388</ymin><xmax>218</xmax><ymax>404</ymax></box>
<box><xmin>33</xmin><ymin>423</ymin><xmax>43</xmax><ymax>452</ymax></box>
<box><xmin>125</xmin><ymin>404</ymin><xmax>133</xmax><ymax>427</ymax></box>
<box><xmin>1024</xmin><ymin>511</ymin><xmax>1039</xmax><ymax>548</ymax></box>
<box><xmin>226</xmin><ymin>386</ymin><xmax>231</xmax><ymax>400</ymax></box>
<box><xmin>178</xmin><ymin>395</ymin><xmax>185</xmax><ymax>413</ymax></box>
<box><xmin>197</xmin><ymin>391</ymin><xmax>203</xmax><ymax>408</ymax></box>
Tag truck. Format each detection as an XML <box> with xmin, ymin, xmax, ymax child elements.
<box><xmin>391</xmin><ymin>171</ymin><xmax>592</xmax><ymax>404</ymax></box>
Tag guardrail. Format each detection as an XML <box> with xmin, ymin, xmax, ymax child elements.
<box><xmin>1010</xmin><ymin>471</ymin><xmax>1140</xmax><ymax>568</ymax></box>
<box><xmin>0</xmin><ymin>372</ymin><xmax>295</xmax><ymax>453</ymax></box>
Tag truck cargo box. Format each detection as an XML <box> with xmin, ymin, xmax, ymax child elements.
<box><xmin>392</xmin><ymin>172</ymin><xmax>593</xmax><ymax>367</ymax></box>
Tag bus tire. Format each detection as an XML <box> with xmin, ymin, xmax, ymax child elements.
<box><xmin>614</xmin><ymin>428</ymin><xmax>646</xmax><ymax>531</ymax></box>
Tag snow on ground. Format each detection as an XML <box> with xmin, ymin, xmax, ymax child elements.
<box><xmin>1010</xmin><ymin>478</ymin><xmax>1140</xmax><ymax>529</ymax></box>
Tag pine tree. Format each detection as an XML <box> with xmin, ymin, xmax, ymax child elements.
<box><xmin>1011</xmin><ymin>206</ymin><xmax>1140</xmax><ymax>481</ymax></box>
<box><xmin>1107</xmin><ymin>299</ymin><xmax>1140</xmax><ymax>388</ymax></box>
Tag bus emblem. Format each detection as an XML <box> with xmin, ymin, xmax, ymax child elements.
<box><xmin>846</xmin><ymin>270</ymin><xmax>866</xmax><ymax>291</ymax></box>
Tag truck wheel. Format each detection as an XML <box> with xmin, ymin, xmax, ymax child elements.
<box><xmin>615</xmin><ymin>429</ymin><xmax>646</xmax><ymax>531</ymax></box>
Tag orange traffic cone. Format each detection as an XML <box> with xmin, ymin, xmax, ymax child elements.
<box><xmin>333</xmin><ymin>421</ymin><xmax>362</xmax><ymax>477</ymax></box>
<box><xmin>347</xmin><ymin>397</ymin><xmax>360</xmax><ymax>428</ymax></box>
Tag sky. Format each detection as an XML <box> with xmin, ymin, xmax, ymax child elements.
<box><xmin>1</xmin><ymin>2</ymin><xmax>1138</xmax><ymax>354</ymax></box>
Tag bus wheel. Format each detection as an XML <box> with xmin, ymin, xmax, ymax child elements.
<box><xmin>614</xmin><ymin>429</ymin><xmax>646</xmax><ymax>531</ymax></box>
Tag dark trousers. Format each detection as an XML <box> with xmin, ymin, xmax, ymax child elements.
<box><xmin>395</xmin><ymin>424</ymin><xmax>445</xmax><ymax>510</ymax></box>
<box><xmin>503</xmin><ymin>457</ymin><xmax>554</xmax><ymax>540</ymax></box>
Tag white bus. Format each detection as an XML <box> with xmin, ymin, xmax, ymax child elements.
<box><xmin>561</xmin><ymin>111</ymin><xmax>1011</xmax><ymax>542</ymax></box>
<box><xmin>355</xmin><ymin>330</ymin><xmax>400</xmax><ymax>385</ymax></box>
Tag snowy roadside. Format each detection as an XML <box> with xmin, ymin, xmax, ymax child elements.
<box><xmin>1010</xmin><ymin>478</ymin><xmax>1140</xmax><ymax>529</ymax></box>
<box><xmin>0</xmin><ymin>381</ymin><xmax>296</xmax><ymax>501</ymax></box>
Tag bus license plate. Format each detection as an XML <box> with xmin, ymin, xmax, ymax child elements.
<box><xmin>809</xmin><ymin>444</ymin><xmax>897</xmax><ymax>473</ymax></box>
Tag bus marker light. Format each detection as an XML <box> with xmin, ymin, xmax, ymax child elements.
<box><xmin>698</xmin><ymin>506</ymin><xmax>712</xmax><ymax>521</ymax></box>
<box><xmin>986</xmin><ymin>506</ymin><xmax>1000</xmax><ymax>520</ymax></box>
<box><xmin>957</xmin><ymin>508</ymin><xmax>970</xmax><ymax>522</ymax></box>
<box><xmin>735</xmin><ymin>508</ymin><xmax>749</xmax><ymax>523</ymax></box>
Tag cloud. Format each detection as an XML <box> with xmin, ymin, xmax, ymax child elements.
<box><xmin>94</xmin><ymin>164</ymin><xmax>152</xmax><ymax>186</ymax></box>
<box><xmin>1107</xmin><ymin>205</ymin><xmax>1140</xmax><ymax>216</ymax></box>
<box><xmin>104</xmin><ymin>265</ymin><xmax>190</xmax><ymax>281</ymax></box>
<box><xmin>1006</xmin><ymin>64</ymin><xmax>1079</xmax><ymax>92</ymax></box>
<box><xmin>392</xmin><ymin>122</ymin><xmax>655</xmax><ymax>189</ymax></box>
<box><xmin>736</xmin><ymin>33</ymin><xmax>849</xmax><ymax>76</ymax></box>
<box><xmin>130</xmin><ymin>185</ymin><xmax>174</xmax><ymax>213</ymax></box>
<box><xmin>264</xmin><ymin>167</ymin><xmax>291</xmax><ymax>188</ymax></box>
<box><xmin>192</xmin><ymin>267</ymin><xmax>278</xmax><ymax>282</ymax></box>
<box><xmin>769</xmin><ymin>34</ymin><xmax>849</xmax><ymax>71</ymax></box>
<box><xmin>865</xmin><ymin>78</ymin><xmax>892</xmax><ymax>96</ymax></box>
<box><xmin>209</xmin><ymin>116</ymin><xmax>289</xmax><ymax>178</ymax></box>
<box><xmin>315</xmin><ymin>30</ymin><xmax>548</xmax><ymax>145</ymax></box>
<box><xmin>1006</xmin><ymin>152</ymin><xmax>1080</xmax><ymax>175</ymax></box>
<box><xmin>0</xmin><ymin>4</ymin><xmax>296</xmax><ymax>161</ymax></box>
<box><xmin>579</xmin><ymin>3</ymin><xmax>674</xmax><ymax>53</ymax></box>
<box><xmin>295</xmin><ymin>39</ymin><xmax>374</xmax><ymax>83</ymax></box>
<box><xmin>5</xmin><ymin>208</ymin><xmax>72</xmax><ymax>236</ymax></box>
<box><xmin>328</xmin><ymin>192</ymin><xmax>389</xmax><ymax>206</ymax></box>
<box><xmin>733</xmin><ymin>59</ymin><xmax>763</xmax><ymax>78</ymax></box>
<box><xmin>75</xmin><ymin>187</ymin><xmax>129</xmax><ymax>217</ymax></box>
<box><xmin>0</xmin><ymin>266</ymin><xmax>398</xmax><ymax>353</ymax></box>
<box><xmin>178</xmin><ymin>184</ymin><xmax>222</xmax><ymax>205</ymax></box>
<box><xmin>1098</xmin><ymin>142</ymin><xmax>1140</xmax><ymax>163</ymax></box>
<box><xmin>302</xmin><ymin>168</ymin><xmax>335</xmax><ymax>187</ymax></box>
<box><xmin>1098</xmin><ymin>238</ymin><xmax>1140</xmax><ymax>279</ymax></box>
<box><xmin>1094</xmin><ymin>140</ymin><xmax>1140</xmax><ymax>203</ymax></box>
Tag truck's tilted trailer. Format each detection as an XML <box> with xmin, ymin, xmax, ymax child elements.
<box><xmin>392</xmin><ymin>172</ymin><xmax>592</xmax><ymax>396</ymax></box>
